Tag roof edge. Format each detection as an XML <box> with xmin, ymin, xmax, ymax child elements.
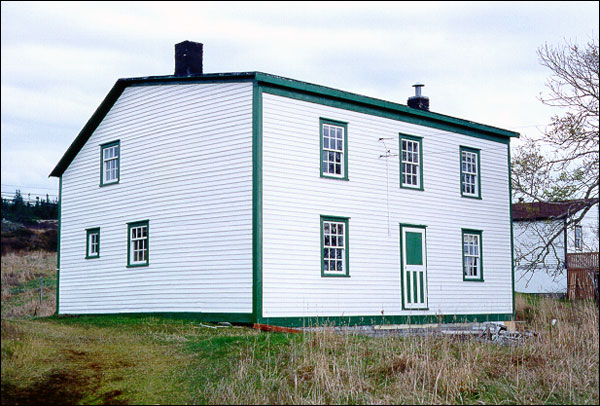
<box><xmin>50</xmin><ymin>71</ymin><xmax>519</xmax><ymax>178</ymax></box>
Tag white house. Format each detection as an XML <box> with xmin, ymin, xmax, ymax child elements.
<box><xmin>512</xmin><ymin>199</ymin><xmax>599</xmax><ymax>294</ymax></box>
<box><xmin>50</xmin><ymin>41</ymin><xmax>519</xmax><ymax>326</ymax></box>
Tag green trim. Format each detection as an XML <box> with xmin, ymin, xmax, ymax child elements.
<box><xmin>99</xmin><ymin>140</ymin><xmax>120</xmax><ymax>187</ymax></box>
<box><xmin>462</xmin><ymin>228</ymin><xmax>484</xmax><ymax>282</ymax></box>
<box><xmin>320</xmin><ymin>215</ymin><xmax>350</xmax><ymax>277</ymax></box>
<box><xmin>127</xmin><ymin>220</ymin><xmax>149</xmax><ymax>267</ymax></box>
<box><xmin>399</xmin><ymin>224</ymin><xmax>429</xmax><ymax>310</ymax></box>
<box><xmin>319</xmin><ymin>118</ymin><xmax>349</xmax><ymax>181</ymax></box>
<box><xmin>252</xmin><ymin>82</ymin><xmax>263</xmax><ymax>323</ymax></box>
<box><xmin>260</xmin><ymin>312</ymin><xmax>513</xmax><ymax>328</ymax></box>
<box><xmin>399</xmin><ymin>133</ymin><xmax>424</xmax><ymax>191</ymax></box>
<box><xmin>55</xmin><ymin>312</ymin><xmax>254</xmax><ymax>324</ymax></box>
<box><xmin>50</xmin><ymin>72</ymin><xmax>518</xmax><ymax>179</ymax></box>
<box><xmin>85</xmin><ymin>227</ymin><xmax>100</xmax><ymax>259</ymax></box>
<box><xmin>56</xmin><ymin>177</ymin><xmax>62</xmax><ymax>315</ymax></box>
<box><xmin>255</xmin><ymin>73</ymin><xmax>519</xmax><ymax>139</ymax></box>
<box><xmin>261</xmin><ymin>85</ymin><xmax>515</xmax><ymax>146</ymax></box>
<box><xmin>508</xmin><ymin>145</ymin><xmax>515</xmax><ymax>319</ymax></box>
<box><xmin>459</xmin><ymin>146</ymin><xmax>482</xmax><ymax>199</ymax></box>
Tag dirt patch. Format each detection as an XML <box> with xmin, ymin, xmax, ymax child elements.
<box><xmin>1</xmin><ymin>349</ymin><xmax>128</xmax><ymax>405</ymax></box>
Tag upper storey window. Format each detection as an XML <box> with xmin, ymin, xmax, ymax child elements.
<box><xmin>101</xmin><ymin>141</ymin><xmax>120</xmax><ymax>186</ymax></box>
<box><xmin>460</xmin><ymin>146</ymin><xmax>480</xmax><ymax>199</ymax></box>
<box><xmin>320</xmin><ymin>118</ymin><xmax>348</xmax><ymax>180</ymax></box>
<box><xmin>400</xmin><ymin>134</ymin><xmax>423</xmax><ymax>190</ymax></box>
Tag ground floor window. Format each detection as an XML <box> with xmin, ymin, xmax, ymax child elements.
<box><xmin>321</xmin><ymin>215</ymin><xmax>349</xmax><ymax>277</ymax></box>
<box><xmin>128</xmin><ymin>220</ymin><xmax>149</xmax><ymax>267</ymax></box>
<box><xmin>86</xmin><ymin>228</ymin><xmax>100</xmax><ymax>259</ymax></box>
<box><xmin>462</xmin><ymin>229</ymin><xmax>483</xmax><ymax>281</ymax></box>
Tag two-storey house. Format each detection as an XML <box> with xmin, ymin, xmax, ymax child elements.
<box><xmin>50</xmin><ymin>41</ymin><xmax>520</xmax><ymax>326</ymax></box>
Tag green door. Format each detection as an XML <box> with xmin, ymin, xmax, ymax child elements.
<box><xmin>401</xmin><ymin>226</ymin><xmax>428</xmax><ymax>309</ymax></box>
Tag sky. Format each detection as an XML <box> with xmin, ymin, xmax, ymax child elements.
<box><xmin>1</xmin><ymin>1</ymin><xmax>599</xmax><ymax>202</ymax></box>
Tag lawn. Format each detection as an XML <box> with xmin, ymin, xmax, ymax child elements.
<box><xmin>1</xmin><ymin>251</ymin><xmax>599</xmax><ymax>404</ymax></box>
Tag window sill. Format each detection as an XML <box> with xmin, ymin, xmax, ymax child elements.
<box><xmin>320</xmin><ymin>174</ymin><xmax>349</xmax><ymax>181</ymax></box>
<box><xmin>461</xmin><ymin>194</ymin><xmax>482</xmax><ymax>200</ymax></box>
<box><xmin>463</xmin><ymin>277</ymin><xmax>484</xmax><ymax>282</ymax></box>
<box><xmin>127</xmin><ymin>263</ymin><xmax>149</xmax><ymax>268</ymax></box>
<box><xmin>400</xmin><ymin>185</ymin><xmax>424</xmax><ymax>191</ymax></box>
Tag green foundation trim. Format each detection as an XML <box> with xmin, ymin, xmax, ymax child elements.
<box><xmin>258</xmin><ymin>313</ymin><xmax>513</xmax><ymax>328</ymax></box>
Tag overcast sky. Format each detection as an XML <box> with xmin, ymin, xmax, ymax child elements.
<box><xmin>1</xmin><ymin>1</ymin><xmax>598</xmax><ymax>201</ymax></box>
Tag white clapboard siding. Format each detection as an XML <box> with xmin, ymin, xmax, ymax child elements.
<box><xmin>59</xmin><ymin>82</ymin><xmax>253</xmax><ymax>314</ymax></box>
<box><xmin>261</xmin><ymin>92</ymin><xmax>513</xmax><ymax>318</ymax></box>
<box><xmin>567</xmin><ymin>202</ymin><xmax>599</xmax><ymax>253</ymax></box>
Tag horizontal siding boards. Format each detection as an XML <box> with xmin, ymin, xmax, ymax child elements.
<box><xmin>261</xmin><ymin>92</ymin><xmax>512</xmax><ymax>318</ymax></box>
<box><xmin>567</xmin><ymin>203</ymin><xmax>599</xmax><ymax>252</ymax></box>
<box><xmin>59</xmin><ymin>82</ymin><xmax>253</xmax><ymax>315</ymax></box>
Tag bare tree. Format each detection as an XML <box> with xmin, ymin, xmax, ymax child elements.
<box><xmin>512</xmin><ymin>37</ymin><xmax>599</xmax><ymax>277</ymax></box>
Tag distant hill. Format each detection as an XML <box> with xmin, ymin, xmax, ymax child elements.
<box><xmin>1</xmin><ymin>219</ymin><xmax>58</xmax><ymax>255</ymax></box>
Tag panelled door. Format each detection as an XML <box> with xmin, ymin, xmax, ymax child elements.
<box><xmin>401</xmin><ymin>226</ymin><xmax>428</xmax><ymax>309</ymax></box>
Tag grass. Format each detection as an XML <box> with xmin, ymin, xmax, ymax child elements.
<box><xmin>1</xmin><ymin>251</ymin><xmax>57</xmax><ymax>318</ymax></box>
<box><xmin>1</xmin><ymin>252</ymin><xmax>599</xmax><ymax>404</ymax></box>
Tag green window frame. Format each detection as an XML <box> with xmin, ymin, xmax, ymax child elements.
<box><xmin>462</xmin><ymin>228</ymin><xmax>483</xmax><ymax>282</ymax></box>
<box><xmin>100</xmin><ymin>140</ymin><xmax>120</xmax><ymax>186</ymax></box>
<box><xmin>320</xmin><ymin>118</ymin><xmax>348</xmax><ymax>180</ymax></box>
<box><xmin>460</xmin><ymin>146</ymin><xmax>481</xmax><ymax>199</ymax></box>
<box><xmin>85</xmin><ymin>228</ymin><xmax>100</xmax><ymax>259</ymax></box>
<box><xmin>399</xmin><ymin>133</ymin><xmax>424</xmax><ymax>190</ymax></box>
<box><xmin>321</xmin><ymin>215</ymin><xmax>350</xmax><ymax>277</ymax></box>
<box><xmin>127</xmin><ymin>220</ymin><xmax>149</xmax><ymax>267</ymax></box>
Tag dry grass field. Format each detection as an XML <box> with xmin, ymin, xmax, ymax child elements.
<box><xmin>1</xmin><ymin>251</ymin><xmax>598</xmax><ymax>404</ymax></box>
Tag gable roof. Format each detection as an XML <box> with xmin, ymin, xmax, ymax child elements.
<box><xmin>49</xmin><ymin>72</ymin><xmax>520</xmax><ymax>177</ymax></box>
<box><xmin>512</xmin><ymin>199</ymin><xmax>598</xmax><ymax>221</ymax></box>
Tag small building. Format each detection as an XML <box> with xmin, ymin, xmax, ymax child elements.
<box><xmin>512</xmin><ymin>199</ymin><xmax>599</xmax><ymax>295</ymax></box>
<box><xmin>50</xmin><ymin>41</ymin><xmax>519</xmax><ymax>326</ymax></box>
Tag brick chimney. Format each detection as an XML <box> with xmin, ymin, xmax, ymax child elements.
<box><xmin>174</xmin><ymin>41</ymin><xmax>203</xmax><ymax>76</ymax></box>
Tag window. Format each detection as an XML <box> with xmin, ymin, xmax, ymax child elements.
<box><xmin>460</xmin><ymin>146</ymin><xmax>480</xmax><ymax>198</ymax></box>
<box><xmin>320</xmin><ymin>118</ymin><xmax>348</xmax><ymax>180</ymax></box>
<box><xmin>462</xmin><ymin>229</ymin><xmax>483</xmax><ymax>281</ymax></box>
<box><xmin>101</xmin><ymin>140</ymin><xmax>120</xmax><ymax>186</ymax></box>
<box><xmin>321</xmin><ymin>216</ymin><xmax>349</xmax><ymax>277</ymax></box>
<box><xmin>128</xmin><ymin>220</ymin><xmax>149</xmax><ymax>267</ymax></box>
<box><xmin>400</xmin><ymin>134</ymin><xmax>423</xmax><ymax>190</ymax></box>
<box><xmin>574</xmin><ymin>225</ymin><xmax>583</xmax><ymax>249</ymax></box>
<box><xmin>86</xmin><ymin>228</ymin><xmax>100</xmax><ymax>259</ymax></box>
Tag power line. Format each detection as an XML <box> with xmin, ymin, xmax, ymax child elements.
<box><xmin>1</xmin><ymin>183</ymin><xmax>57</xmax><ymax>191</ymax></box>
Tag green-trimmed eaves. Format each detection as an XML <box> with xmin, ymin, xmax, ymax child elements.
<box><xmin>49</xmin><ymin>72</ymin><xmax>519</xmax><ymax>178</ymax></box>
